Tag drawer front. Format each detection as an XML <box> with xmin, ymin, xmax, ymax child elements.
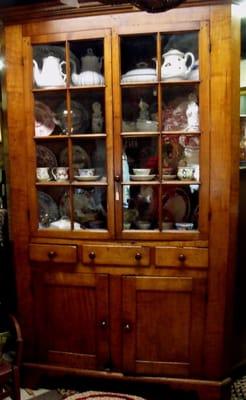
<box><xmin>82</xmin><ymin>244</ymin><xmax>150</xmax><ymax>266</ymax></box>
<box><xmin>29</xmin><ymin>244</ymin><xmax>78</xmax><ymax>263</ymax></box>
<box><xmin>155</xmin><ymin>247</ymin><xmax>208</xmax><ymax>268</ymax></box>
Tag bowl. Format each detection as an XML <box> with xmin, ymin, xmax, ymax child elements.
<box><xmin>123</xmin><ymin>222</ymin><xmax>131</xmax><ymax>230</ymax></box>
<box><xmin>175</xmin><ymin>222</ymin><xmax>194</xmax><ymax>231</ymax></box>
<box><xmin>133</xmin><ymin>168</ymin><xmax>151</xmax><ymax>176</ymax></box>
<box><xmin>78</xmin><ymin>168</ymin><xmax>95</xmax><ymax>177</ymax></box>
<box><xmin>137</xmin><ymin>221</ymin><xmax>151</xmax><ymax>230</ymax></box>
<box><xmin>162</xmin><ymin>221</ymin><xmax>173</xmax><ymax>230</ymax></box>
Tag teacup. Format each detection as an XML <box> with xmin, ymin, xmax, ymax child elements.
<box><xmin>52</xmin><ymin>167</ymin><xmax>69</xmax><ymax>181</ymax></box>
<box><xmin>133</xmin><ymin>168</ymin><xmax>151</xmax><ymax>176</ymax></box>
<box><xmin>78</xmin><ymin>168</ymin><xmax>95</xmax><ymax>177</ymax></box>
<box><xmin>177</xmin><ymin>166</ymin><xmax>195</xmax><ymax>181</ymax></box>
<box><xmin>36</xmin><ymin>167</ymin><xmax>50</xmax><ymax>181</ymax></box>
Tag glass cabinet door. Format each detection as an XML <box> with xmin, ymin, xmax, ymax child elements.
<box><xmin>113</xmin><ymin>26</ymin><xmax>209</xmax><ymax>238</ymax></box>
<box><xmin>27</xmin><ymin>31</ymin><xmax>114</xmax><ymax>237</ymax></box>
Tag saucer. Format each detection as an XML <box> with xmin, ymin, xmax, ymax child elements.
<box><xmin>74</xmin><ymin>175</ymin><xmax>100</xmax><ymax>181</ymax></box>
<box><xmin>130</xmin><ymin>174</ymin><xmax>155</xmax><ymax>181</ymax></box>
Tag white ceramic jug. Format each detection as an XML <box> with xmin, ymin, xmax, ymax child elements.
<box><xmin>33</xmin><ymin>55</ymin><xmax>66</xmax><ymax>87</ymax></box>
<box><xmin>161</xmin><ymin>49</ymin><xmax>195</xmax><ymax>80</ymax></box>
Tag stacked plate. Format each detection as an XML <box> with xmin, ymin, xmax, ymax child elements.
<box><xmin>121</xmin><ymin>67</ymin><xmax>157</xmax><ymax>83</ymax></box>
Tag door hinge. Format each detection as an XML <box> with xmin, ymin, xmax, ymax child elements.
<box><xmin>209</xmin><ymin>42</ymin><xmax>212</xmax><ymax>53</ymax></box>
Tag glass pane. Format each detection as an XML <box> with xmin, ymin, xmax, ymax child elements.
<box><xmin>69</xmin><ymin>39</ymin><xmax>104</xmax><ymax>86</ymax></box>
<box><xmin>123</xmin><ymin>185</ymin><xmax>159</xmax><ymax>230</ymax></box>
<box><xmin>72</xmin><ymin>138</ymin><xmax>106</xmax><ymax>180</ymax></box>
<box><xmin>123</xmin><ymin>137</ymin><xmax>158</xmax><ymax>180</ymax></box>
<box><xmin>161</xmin><ymin>32</ymin><xmax>199</xmax><ymax>81</ymax></box>
<box><xmin>162</xmin><ymin>85</ymin><xmax>199</xmax><ymax>132</ymax></box>
<box><xmin>34</xmin><ymin>93</ymin><xmax>67</xmax><ymax>136</ymax></box>
<box><xmin>71</xmin><ymin>90</ymin><xmax>105</xmax><ymax>134</ymax></box>
<box><xmin>121</xmin><ymin>34</ymin><xmax>157</xmax><ymax>83</ymax></box>
<box><xmin>70</xmin><ymin>187</ymin><xmax>107</xmax><ymax>230</ymax></box>
<box><xmin>162</xmin><ymin>135</ymin><xmax>200</xmax><ymax>181</ymax></box>
<box><xmin>122</xmin><ymin>87</ymin><xmax>158</xmax><ymax>132</ymax></box>
<box><xmin>162</xmin><ymin>184</ymin><xmax>199</xmax><ymax>231</ymax></box>
<box><xmin>38</xmin><ymin>187</ymin><xmax>71</xmax><ymax>230</ymax></box>
<box><xmin>33</xmin><ymin>44</ymin><xmax>67</xmax><ymax>88</ymax></box>
<box><xmin>36</xmin><ymin>140</ymin><xmax>68</xmax><ymax>169</ymax></box>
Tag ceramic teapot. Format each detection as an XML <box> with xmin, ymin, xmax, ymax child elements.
<box><xmin>33</xmin><ymin>55</ymin><xmax>66</xmax><ymax>87</ymax></box>
<box><xmin>81</xmin><ymin>48</ymin><xmax>103</xmax><ymax>73</ymax></box>
<box><xmin>161</xmin><ymin>49</ymin><xmax>195</xmax><ymax>80</ymax></box>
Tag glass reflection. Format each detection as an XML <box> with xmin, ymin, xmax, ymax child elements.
<box><xmin>69</xmin><ymin>39</ymin><xmax>104</xmax><ymax>86</ymax></box>
<box><xmin>32</xmin><ymin>44</ymin><xmax>66</xmax><ymax>89</ymax></box>
<box><xmin>161</xmin><ymin>32</ymin><xmax>199</xmax><ymax>81</ymax></box>
<box><xmin>121</xmin><ymin>34</ymin><xmax>157</xmax><ymax>83</ymax></box>
<box><xmin>122</xmin><ymin>87</ymin><xmax>158</xmax><ymax>132</ymax></box>
<box><xmin>38</xmin><ymin>188</ymin><xmax>70</xmax><ymax>230</ymax></box>
<box><xmin>162</xmin><ymin>184</ymin><xmax>199</xmax><ymax>230</ymax></box>
<box><xmin>70</xmin><ymin>91</ymin><xmax>105</xmax><ymax>134</ymax></box>
<box><xmin>162</xmin><ymin>85</ymin><xmax>199</xmax><ymax>132</ymax></box>
<box><xmin>72</xmin><ymin>188</ymin><xmax>107</xmax><ymax>229</ymax></box>
<box><xmin>123</xmin><ymin>137</ymin><xmax>158</xmax><ymax>178</ymax></box>
<box><xmin>34</xmin><ymin>93</ymin><xmax>66</xmax><ymax>136</ymax></box>
<box><xmin>72</xmin><ymin>138</ymin><xmax>106</xmax><ymax>180</ymax></box>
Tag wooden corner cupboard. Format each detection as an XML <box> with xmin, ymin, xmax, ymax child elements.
<box><xmin>1</xmin><ymin>1</ymin><xmax>241</xmax><ymax>399</ymax></box>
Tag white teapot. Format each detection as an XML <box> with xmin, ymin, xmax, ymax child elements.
<box><xmin>81</xmin><ymin>48</ymin><xmax>103</xmax><ymax>73</ymax></box>
<box><xmin>33</xmin><ymin>55</ymin><xmax>66</xmax><ymax>87</ymax></box>
<box><xmin>161</xmin><ymin>49</ymin><xmax>195</xmax><ymax>80</ymax></box>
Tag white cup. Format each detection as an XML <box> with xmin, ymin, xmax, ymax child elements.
<box><xmin>36</xmin><ymin>167</ymin><xmax>50</xmax><ymax>181</ymax></box>
<box><xmin>52</xmin><ymin>167</ymin><xmax>69</xmax><ymax>181</ymax></box>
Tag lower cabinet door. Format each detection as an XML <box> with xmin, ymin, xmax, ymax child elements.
<box><xmin>122</xmin><ymin>276</ymin><xmax>206</xmax><ymax>377</ymax></box>
<box><xmin>33</xmin><ymin>270</ymin><xmax>110</xmax><ymax>370</ymax></box>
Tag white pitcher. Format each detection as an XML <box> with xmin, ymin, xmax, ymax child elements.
<box><xmin>161</xmin><ymin>49</ymin><xmax>195</xmax><ymax>80</ymax></box>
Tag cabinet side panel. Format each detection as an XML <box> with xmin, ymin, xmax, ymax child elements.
<box><xmin>4</xmin><ymin>25</ymin><xmax>34</xmax><ymax>357</ymax></box>
<box><xmin>205</xmin><ymin>4</ymin><xmax>240</xmax><ymax>378</ymax></box>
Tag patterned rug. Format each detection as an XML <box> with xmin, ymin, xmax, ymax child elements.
<box><xmin>64</xmin><ymin>393</ymin><xmax>147</xmax><ymax>400</ymax></box>
<box><xmin>231</xmin><ymin>376</ymin><xmax>246</xmax><ymax>399</ymax></box>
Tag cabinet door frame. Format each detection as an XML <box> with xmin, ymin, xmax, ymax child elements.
<box><xmin>23</xmin><ymin>28</ymin><xmax>115</xmax><ymax>240</ymax></box>
<box><xmin>112</xmin><ymin>20</ymin><xmax>210</xmax><ymax>241</ymax></box>
<box><xmin>33</xmin><ymin>270</ymin><xmax>110</xmax><ymax>370</ymax></box>
<box><xmin>122</xmin><ymin>275</ymin><xmax>207</xmax><ymax>377</ymax></box>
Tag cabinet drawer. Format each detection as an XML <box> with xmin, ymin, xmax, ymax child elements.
<box><xmin>155</xmin><ymin>247</ymin><xmax>208</xmax><ymax>268</ymax></box>
<box><xmin>29</xmin><ymin>244</ymin><xmax>78</xmax><ymax>263</ymax></box>
<box><xmin>82</xmin><ymin>244</ymin><xmax>150</xmax><ymax>266</ymax></box>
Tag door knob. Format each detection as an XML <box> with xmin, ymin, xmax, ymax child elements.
<box><xmin>100</xmin><ymin>320</ymin><xmax>108</xmax><ymax>328</ymax></box>
<box><xmin>178</xmin><ymin>254</ymin><xmax>186</xmax><ymax>262</ymax></box>
<box><xmin>114</xmin><ymin>175</ymin><xmax>121</xmax><ymax>182</ymax></box>
<box><xmin>135</xmin><ymin>252</ymin><xmax>142</xmax><ymax>261</ymax></box>
<box><xmin>123</xmin><ymin>322</ymin><xmax>131</xmax><ymax>332</ymax></box>
<box><xmin>89</xmin><ymin>251</ymin><xmax>96</xmax><ymax>260</ymax></box>
<box><xmin>48</xmin><ymin>251</ymin><xmax>57</xmax><ymax>260</ymax></box>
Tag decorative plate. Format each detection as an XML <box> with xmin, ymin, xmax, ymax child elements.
<box><xmin>162</xmin><ymin>187</ymin><xmax>190</xmax><ymax>222</ymax></box>
<box><xmin>38</xmin><ymin>191</ymin><xmax>59</xmax><ymax>222</ymax></box>
<box><xmin>36</xmin><ymin>145</ymin><xmax>58</xmax><ymax>167</ymax></box>
<box><xmin>35</xmin><ymin>101</ymin><xmax>56</xmax><ymax>137</ymax></box>
<box><xmin>56</xmin><ymin>100</ymin><xmax>89</xmax><ymax>134</ymax></box>
<box><xmin>59</xmin><ymin>145</ymin><xmax>90</xmax><ymax>169</ymax></box>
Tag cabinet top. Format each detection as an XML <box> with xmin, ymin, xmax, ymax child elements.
<box><xmin>0</xmin><ymin>0</ymin><xmax>238</xmax><ymax>25</ymax></box>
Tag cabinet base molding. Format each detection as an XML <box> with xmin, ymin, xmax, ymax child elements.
<box><xmin>22</xmin><ymin>363</ymin><xmax>232</xmax><ymax>400</ymax></box>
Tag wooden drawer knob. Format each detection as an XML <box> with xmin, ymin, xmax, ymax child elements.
<box><xmin>178</xmin><ymin>254</ymin><xmax>186</xmax><ymax>262</ymax></box>
<box><xmin>135</xmin><ymin>252</ymin><xmax>142</xmax><ymax>261</ymax></box>
<box><xmin>100</xmin><ymin>320</ymin><xmax>108</xmax><ymax>328</ymax></box>
<box><xmin>48</xmin><ymin>251</ymin><xmax>57</xmax><ymax>260</ymax></box>
<box><xmin>123</xmin><ymin>323</ymin><xmax>131</xmax><ymax>332</ymax></box>
<box><xmin>89</xmin><ymin>251</ymin><xmax>96</xmax><ymax>260</ymax></box>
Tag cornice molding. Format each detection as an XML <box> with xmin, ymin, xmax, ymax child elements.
<box><xmin>0</xmin><ymin>0</ymin><xmax>235</xmax><ymax>25</ymax></box>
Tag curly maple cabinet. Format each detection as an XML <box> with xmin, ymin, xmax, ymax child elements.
<box><xmin>3</xmin><ymin>1</ymin><xmax>240</xmax><ymax>399</ymax></box>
